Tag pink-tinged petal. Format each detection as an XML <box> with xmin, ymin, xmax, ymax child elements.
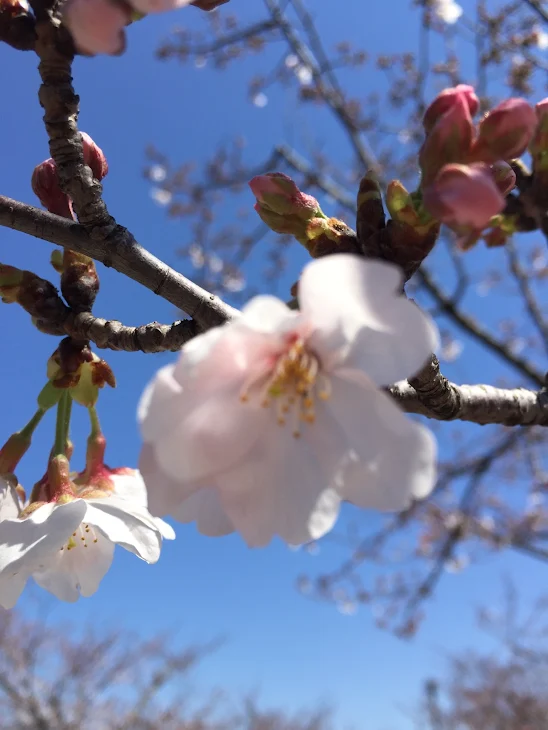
<box><xmin>33</xmin><ymin>538</ymin><xmax>115</xmax><ymax>602</ymax></box>
<box><xmin>138</xmin><ymin>364</ymin><xmax>183</xmax><ymax>444</ymax></box>
<box><xmin>172</xmin><ymin>311</ymin><xmax>291</xmax><ymax>391</ymax></box>
<box><xmin>130</xmin><ymin>0</ymin><xmax>192</xmax><ymax>14</ymax></box>
<box><xmin>240</xmin><ymin>295</ymin><xmax>300</xmax><ymax>335</ymax></box>
<box><xmin>329</xmin><ymin>372</ymin><xmax>437</xmax><ymax>510</ymax></box>
<box><xmin>0</xmin><ymin>501</ymin><xmax>87</xmax><ymax>579</ymax></box>
<box><xmin>0</xmin><ymin>477</ymin><xmax>21</xmax><ymax>520</ymax></box>
<box><xmin>170</xmin><ymin>489</ymin><xmax>235</xmax><ymax>537</ymax></box>
<box><xmin>154</xmin><ymin>370</ymin><xmax>269</xmax><ymax>485</ymax></box>
<box><xmin>63</xmin><ymin>0</ymin><xmax>129</xmax><ymax>55</ymax></box>
<box><xmin>299</xmin><ymin>255</ymin><xmax>438</xmax><ymax>385</ymax></box>
<box><xmin>138</xmin><ymin>443</ymin><xmax>198</xmax><ymax>516</ymax></box>
<box><xmin>84</xmin><ymin>499</ymin><xmax>162</xmax><ymax>563</ymax></box>
<box><xmin>215</xmin><ymin>416</ymin><xmax>343</xmax><ymax>546</ymax></box>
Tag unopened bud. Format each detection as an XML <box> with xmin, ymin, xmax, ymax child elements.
<box><xmin>31</xmin><ymin>159</ymin><xmax>73</xmax><ymax>218</ymax></box>
<box><xmin>250</xmin><ymin>172</ymin><xmax>323</xmax><ymax>218</ymax></box>
<box><xmin>48</xmin><ymin>339</ymin><xmax>116</xmax><ymax>406</ymax></box>
<box><xmin>386</xmin><ymin>180</ymin><xmax>424</xmax><ymax>227</ymax></box>
<box><xmin>419</xmin><ymin>95</ymin><xmax>475</xmax><ymax>184</ymax></box>
<box><xmin>472</xmin><ymin>98</ymin><xmax>537</xmax><ymax>163</ymax></box>
<box><xmin>81</xmin><ymin>132</ymin><xmax>109</xmax><ymax>180</ymax></box>
<box><xmin>423</xmin><ymin>163</ymin><xmax>505</xmax><ymax>245</ymax></box>
<box><xmin>423</xmin><ymin>84</ymin><xmax>479</xmax><ymax>134</ymax></box>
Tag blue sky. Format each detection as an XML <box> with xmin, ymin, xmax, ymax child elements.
<box><xmin>1</xmin><ymin>1</ymin><xmax>546</xmax><ymax>728</ymax></box>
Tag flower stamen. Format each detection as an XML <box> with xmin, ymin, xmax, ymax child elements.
<box><xmin>238</xmin><ymin>337</ymin><xmax>330</xmax><ymax>438</ymax></box>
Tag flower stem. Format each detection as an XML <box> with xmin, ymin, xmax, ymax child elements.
<box><xmin>19</xmin><ymin>408</ymin><xmax>46</xmax><ymax>441</ymax></box>
<box><xmin>88</xmin><ymin>404</ymin><xmax>102</xmax><ymax>439</ymax></box>
<box><xmin>53</xmin><ymin>391</ymin><xmax>72</xmax><ymax>457</ymax></box>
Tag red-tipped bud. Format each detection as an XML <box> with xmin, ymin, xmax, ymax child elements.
<box><xmin>419</xmin><ymin>95</ymin><xmax>475</xmax><ymax>184</ymax></box>
<box><xmin>81</xmin><ymin>132</ymin><xmax>108</xmax><ymax>180</ymax></box>
<box><xmin>423</xmin><ymin>84</ymin><xmax>479</xmax><ymax>134</ymax></box>
<box><xmin>63</xmin><ymin>0</ymin><xmax>129</xmax><ymax>55</ymax></box>
<box><xmin>31</xmin><ymin>159</ymin><xmax>73</xmax><ymax>218</ymax></box>
<box><xmin>490</xmin><ymin>161</ymin><xmax>516</xmax><ymax>196</ymax></box>
<box><xmin>423</xmin><ymin>163</ymin><xmax>505</xmax><ymax>233</ymax></box>
<box><xmin>249</xmin><ymin>173</ymin><xmax>323</xmax><ymax>220</ymax></box>
<box><xmin>472</xmin><ymin>98</ymin><xmax>537</xmax><ymax>163</ymax></box>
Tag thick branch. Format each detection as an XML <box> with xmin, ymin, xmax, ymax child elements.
<box><xmin>0</xmin><ymin>196</ymin><xmax>237</xmax><ymax>329</ymax></box>
<box><xmin>392</xmin><ymin>379</ymin><xmax>548</xmax><ymax>426</ymax></box>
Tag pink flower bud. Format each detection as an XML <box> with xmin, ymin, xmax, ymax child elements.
<box><xmin>490</xmin><ymin>160</ymin><xmax>516</xmax><ymax>196</ymax></box>
<box><xmin>419</xmin><ymin>95</ymin><xmax>475</xmax><ymax>185</ymax></box>
<box><xmin>423</xmin><ymin>163</ymin><xmax>505</xmax><ymax>232</ymax></box>
<box><xmin>530</xmin><ymin>98</ymin><xmax>548</xmax><ymax>170</ymax></box>
<box><xmin>31</xmin><ymin>159</ymin><xmax>73</xmax><ymax>218</ymax></box>
<box><xmin>423</xmin><ymin>84</ymin><xmax>479</xmax><ymax>134</ymax></box>
<box><xmin>63</xmin><ymin>0</ymin><xmax>130</xmax><ymax>56</ymax></box>
<box><xmin>81</xmin><ymin>132</ymin><xmax>108</xmax><ymax>180</ymax></box>
<box><xmin>472</xmin><ymin>98</ymin><xmax>537</xmax><ymax>163</ymax></box>
<box><xmin>249</xmin><ymin>173</ymin><xmax>323</xmax><ymax>221</ymax></box>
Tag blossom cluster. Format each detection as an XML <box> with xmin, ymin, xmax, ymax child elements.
<box><xmin>63</xmin><ymin>0</ymin><xmax>228</xmax><ymax>56</ymax></box>
<box><xmin>1</xmin><ymin>252</ymin><xmax>439</xmax><ymax>607</ymax></box>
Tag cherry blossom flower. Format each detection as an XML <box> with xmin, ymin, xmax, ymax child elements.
<box><xmin>433</xmin><ymin>0</ymin><xmax>462</xmax><ymax>24</ymax></box>
<box><xmin>63</xmin><ymin>0</ymin><xmax>130</xmax><ymax>56</ymax></box>
<box><xmin>0</xmin><ymin>465</ymin><xmax>170</xmax><ymax>608</ymax></box>
<box><xmin>138</xmin><ymin>255</ymin><xmax>438</xmax><ymax>547</ymax></box>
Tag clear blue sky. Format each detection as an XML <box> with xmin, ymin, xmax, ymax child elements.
<box><xmin>1</xmin><ymin>1</ymin><xmax>545</xmax><ymax>728</ymax></box>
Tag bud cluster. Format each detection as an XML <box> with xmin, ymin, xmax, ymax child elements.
<box><xmin>419</xmin><ymin>85</ymin><xmax>541</xmax><ymax>248</ymax></box>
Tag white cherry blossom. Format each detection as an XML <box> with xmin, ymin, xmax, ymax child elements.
<box><xmin>0</xmin><ymin>478</ymin><xmax>170</xmax><ymax>607</ymax></box>
<box><xmin>138</xmin><ymin>255</ymin><xmax>438</xmax><ymax>547</ymax></box>
<box><xmin>434</xmin><ymin>0</ymin><xmax>462</xmax><ymax>24</ymax></box>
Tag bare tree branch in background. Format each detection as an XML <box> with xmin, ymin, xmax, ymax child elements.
<box><xmin>0</xmin><ymin>609</ymin><xmax>334</xmax><ymax>730</ymax></box>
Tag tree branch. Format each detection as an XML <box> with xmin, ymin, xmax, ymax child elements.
<box><xmin>0</xmin><ymin>195</ymin><xmax>238</xmax><ymax>329</ymax></box>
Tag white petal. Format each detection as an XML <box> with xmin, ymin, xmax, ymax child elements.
<box><xmin>299</xmin><ymin>254</ymin><xmax>438</xmax><ymax>385</ymax></box>
<box><xmin>84</xmin><ymin>498</ymin><xmax>162</xmax><ymax>563</ymax></box>
<box><xmin>33</xmin><ymin>538</ymin><xmax>115</xmax><ymax>602</ymax></box>
<box><xmin>0</xmin><ymin>476</ymin><xmax>21</xmax><ymax>520</ymax></box>
<box><xmin>0</xmin><ymin>501</ymin><xmax>87</xmax><ymax>576</ymax></box>
<box><xmin>329</xmin><ymin>372</ymin><xmax>437</xmax><ymax>510</ymax></box>
<box><xmin>170</xmin><ymin>489</ymin><xmax>235</xmax><ymax>537</ymax></box>
<box><xmin>110</xmin><ymin>470</ymin><xmax>176</xmax><ymax>540</ymax></box>
<box><xmin>240</xmin><ymin>295</ymin><xmax>299</xmax><ymax>335</ymax></box>
<box><xmin>138</xmin><ymin>442</ymin><xmax>198</xmax><ymax>516</ymax></box>
<box><xmin>155</xmin><ymin>518</ymin><xmax>176</xmax><ymax>540</ymax></box>
<box><xmin>0</xmin><ymin>571</ymin><xmax>29</xmax><ymax>609</ymax></box>
<box><xmin>110</xmin><ymin>470</ymin><xmax>148</xmax><ymax>507</ymax></box>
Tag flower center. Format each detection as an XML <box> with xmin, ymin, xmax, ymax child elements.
<box><xmin>61</xmin><ymin>523</ymin><xmax>99</xmax><ymax>551</ymax></box>
<box><xmin>240</xmin><ymin>337</ymin><xmax>331</xmax><ymax>438</ymax></box>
